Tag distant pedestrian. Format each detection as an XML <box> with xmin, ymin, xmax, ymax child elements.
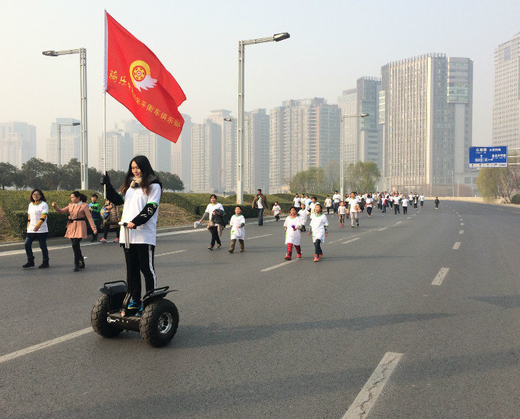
<box><xmin>272</xmin><ymin>201</ymin><xmax>282</xmax><ymax>221</ymax></box>
<box><xmin>100</xmin><ymin>199</ymin><xmax>121</xmax><ymax>243</ymax></box>
<box><xmin>199</xmin><ymin>194</ymin><xmax>225</xmax><ymax>250</ymax></box>
<box><xmin>402</xmin><ymin>196</ymin><xmax>409</xmax><ymax>214</ymax></box>
<box><xmin>284</xmin><ymin>206</ymin><xmax>302</xmax><ymax>260</ymax></box>
<box><xmin>88</xmin><ymin>193</ymin><xmax>101</xmax><ymax>242</ymax></box>
<box><xmin>332</xmin><ymin>191</ymin><xmax>341</xmax><ymax>214</ymax></box>
<box><xmin>420</xmin><ymin>194</ymin><xmax>425</xmax><ymax>208</ymax></box>
<box><xmin>338</xmin><ymin>201</ymin><xmax>347</xmax><ymax>227</ymax></box>
<box><xmin>298</xmin><ymin>202</ymin><xmax>308</xmax><ymax>232</ymax></box>
<box><xmin>435</xmin><ymin>197</ymin><xmax>440</xmax><ymax>209</ymax></box>
<box><xmin>252</xmin><ymin>189</ymin><xmax>268</xmax><ymax>226</ymax></box>
<box><xmin>23</xmin><ymin>189</ymin><xmax>50</xmax><ymax>269</ymax></box>
<box><xmin>365</xmin><ymin>193</ymin><xmax>374</xmax><ymax>217</ymax></box>
<box><xmin>293</xmin><ymin>194</ymin><xmax>301</xmax><ymax>209</ymax></box>
<box><xmin>324</xmin><ymin>195</ymin><xmax>333</xmax><ymax>214</ymax></box>
<box><xmin>228</xmin><ymin>206</ymin><xmax>245</xmax><ymax>253</ymax></box>
<box><xmin>348</xmin><ymin>192</ymin><xmax>361</xmax><ymax>228</ymax></box>
<box><xmin>308</xmin><ymin>204</ymin><xmax>328</xmax><ymax>262</ymax></box>
<box><xmin>393</xmin><ymin>194</ymin><xmax>400</xmax><ymax>214</ymax></box>
<box><xmin>52</xmin><ymin>191</ymin><xmax>97</xmax><ymax>272</ymax></box>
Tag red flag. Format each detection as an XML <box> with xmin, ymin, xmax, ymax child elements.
<box><xmin>104</xmin><ymin>11</ymin><xmax>186</xmax><ymax>143</ymax></box>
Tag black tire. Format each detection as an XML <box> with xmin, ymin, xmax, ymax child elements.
<box><xmin>91</xmin><ymin>294</ymin><xmax>123</xmax><ymax>338</ymax></box>
<box><xmin>139</xmin><ymin>299</ymin><xmax>179</xmax><ymax>347</ymax></box>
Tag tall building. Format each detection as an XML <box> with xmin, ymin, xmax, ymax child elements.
<box><xmin>46</xmin><ymin>118</ymin><xmax>80</xmax><ymax>167</ymax></box>
<box><xmin>98</xmin><ymin>128</ymin><xmax>134</xmax><ymax>172</ymax></box>
<box><xmin>380</xmin><ymin>53</ymin><xmax>473</xmax><ymax>195</ymax></box>
<box><xmin>171</xmin><ymin>114</ymin><xmax>192</xmax><ymax>191</ymax></box>
<box><xmin>338</xmin><ymin>77</ymin><xmax>382</xmax><ymax>168</ymax></box>
<box><xmin>191</xmin><ymin>120</ymin><xmax>221</xmax><ymax>193</ymax></box>
<box><xmin>206</xmin><ymin>110</ymin><xmax>235</xmax><ymax>193</ymax></box>
<box><xmin>269</xmin><ymin>98</ymin><xmax>340</xmax><ymax>193</ymax></box>
<box><xmin>244</xmin><ymin>109</ymin><xmax>270</xmax><ymax>194</ymax></box>
<box><xmin>133</xmin><ymin>130</ymin><xmax>172</xmax><ymax>172</ymax></box>
<box><xmin>0</xmin><ymin>121</ymin><xmax>36</xmax><ymax>168</ymax></box>
<box><xmin>493</xmin><ymin>33</ymin><xmax>520</xmax><ymax>149</ymax></box>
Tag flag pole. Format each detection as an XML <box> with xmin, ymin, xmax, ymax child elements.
<box><xmin>103</xmin><ymin>91</ymin><xmax>107</xmax><ymax>198</ymax></box>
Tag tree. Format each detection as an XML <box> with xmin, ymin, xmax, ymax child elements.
<box><xmin>0</xmin><ymin>162</ymin><xmax>20</xmax><ymax>189</ymax></box>
<box><xmin>59</xmin><ymin>158</ymin><xmax>81</xmax><ymax>190</ymax></box>
<box><xmin>157</xmin><ymin>171</ymin><xmax>184</xmax><ymax>191</ymax></box>
<box><xmin>346</xmin><ymin>161</ymin><xmax>381</xmax><ymax>193</ymax></box>
<box><xmin>21</xmin><ymin>158</ymin><xmax>60</xmax><ymax>190</ymax></box>
<box><xmin>289</xmin><ymin>167</ymin><xmax>326</xmax><ymax>193</ymax></box>
<box><xmin>476</xmin><ymin>166</ymin><xmax>520</xmax><ymax>203</ymax></box>
<box><xmin>106</xmin><ymin>169</ymin><xmax>126</xmax><ymax>190</ymax></box>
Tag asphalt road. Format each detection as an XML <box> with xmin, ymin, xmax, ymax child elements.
<box><xmin>1</xmin><ymin>200</ymin><xmax>520</xmax><ymax>419</ymax></box>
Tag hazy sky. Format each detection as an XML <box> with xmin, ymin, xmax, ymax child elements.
<box><xmin>1</xmin><ymin>0</ymin><xmax>519</xmax><ymax>167</ymax></box>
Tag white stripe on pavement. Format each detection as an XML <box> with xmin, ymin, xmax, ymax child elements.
<box><xmin>261</xmin><ymin>260</ymin><xmax>297</xmax><ymax>272</ymax></box>
<box><xmin>0</xmin><ymin>327</ymin><xmax>92</xmax><ymax>365</ymax></box>
<box><xmin>247</xmin><ymin>234</ymin><xmax>273</xmax><ymax>240</ymax></box>
<box><xmin>341</xmin><ymin>352</ymin><xmax>404</xmax><ymax>419</ymax></box>
<box><xmin>460</xmin><ymin>222</ymin><xmax>464</xmax><ymax>226</ymax></box>
<box><xmin>342</xmin><ymin>238</ymin><xmax>360</xmax><ymax>245</ymax></box>
<box><xmin>378</xmin><ymin>227</ymin><xmax>388</xmax><ymax>231</ymax></box>
<box><xmin>432</xmin><ymin>267</ymin><xmax>450</xmax><ymax>286</ymax></box>
<box><xmin>459</xmin><ymin>230</ymin><xmax>464</xmax><ymax>234</ymax></box>
<box><xmin>453</xmin><ymin>242</ymin><xmax>461</xmax><ymax>250</ymax></box>
<box><xmin>155</xmin><ymin>250</ymin><xmax>186</xmax><ymax>257</ymax></box>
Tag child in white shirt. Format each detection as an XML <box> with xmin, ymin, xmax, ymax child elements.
<box><xmin>228</xmin><ymin>206</ymin><xmax>246</xmax><ymax>253</ymax></box>
<box><xmin>308</xmin><ymin>203</ymin><xmax>328</xmax><ymax>262</ymax></box>
<box><xmin>283</xmin><ymin>207</ymin><xmax>302</xmax><ymax>260</ymax></box>
<box><xmin>298</xmin><ymin>202</ymin><xmax>308</xmax><ymax>232</ymax></box>
<box><xmin>272</xmin><ymin>201</ymin><xmax>282</xmax><ymax>222</ymax></box>
<box><xmin>338</xmin><ymin>201</ymin><xmax>347</xmax><ymax>227</ymax></box>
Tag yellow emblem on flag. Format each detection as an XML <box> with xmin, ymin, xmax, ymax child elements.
<box><xmin>129</xmin><ymin>60</ymin><xmax>157</xmax><ymax>92</ymax></box>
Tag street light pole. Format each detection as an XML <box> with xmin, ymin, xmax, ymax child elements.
<box><xmin>57</xmin><ymin>122</ymin><xmax>80</xmax><ymax>190</ymax></box>
<box><xmin>340</xmin><ymin>113</ymin><xmax>369</xmax><ymax>198</ymax></box>
<box><xmin>236</xmin><ymin>32</ymin><xmax>290</xmax><ymax>204</ymax></box>
<box><xmin>43</xmin><ymin>48</ymin><xmax>89</xmax><ymax>190</ymax></box>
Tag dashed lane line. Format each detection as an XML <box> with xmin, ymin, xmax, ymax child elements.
<box><xmin>0</xmin><ymin>327</ymin><xmax>92</xmax><ymax>365</ymax></box>
<box><xmin>156</xmin><ymin>250</ymin><xmax>186</xmax><ymax>257</ymax></box>
<box><xmin>247</xmin><ymin>234</ymin><xmax>273</xmax><ymax>240</ymax></box>
<box><xmin>341</xmin><ymin>352</ymin><xmax>404</xmax><ymax>419</ymax></box>
<box><xmin>261</xmin><ymin>259</ymin><xmax>297</xmax><ymax>272</ymax></box>
<box><xmin>459</xmin><ymin>230</ymin><xmax>464</xmax><ymax>234</ymax></box>
<box><xmin>378</xmin><ymin>227</ymin><xmax>388</xmax><ymax>231</ymax></box>
<box><xmin>453</xmin><ymin>242</ymin><xmax>461</xmax><ymax>250</ymax></box>
<box><xmin>342</xmin><ymin>238</ymin><xmax>360</xmax><ymax>245</ymax></box>
<box><xmin>432</xmin><ymin>267</ymin><xmax>450</xmax><ymax>286</ymax></box>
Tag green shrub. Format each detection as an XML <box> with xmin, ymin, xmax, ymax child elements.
<box><xmin>512</xmin><ymin>194</ymin><xmax>520</xmax><ymax>204</ymax></box>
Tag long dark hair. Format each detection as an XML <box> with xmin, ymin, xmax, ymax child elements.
<box><xmin>72</xmin><ymin>191</ymin><xmax>87</xmax><ymax>202</ymax></box>
<box><xmin>29</xmin><ymin>189</ymin><xmax>46</xmax><ymax>203</ymax></box>
<box><xmin>119</xmin><ymin>155</ymin><xmax>162</xmax><ymax>196</ymax></box>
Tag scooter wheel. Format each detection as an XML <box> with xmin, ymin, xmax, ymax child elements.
<box><xmin>139</xmin><ymin>299</ymin><xmax>179</xmax><ymax>347</ymax></box>
<box><xmin>91</xmin><ymin>294</ymin><xmax>123</xmax><ymax>338</ymax></box>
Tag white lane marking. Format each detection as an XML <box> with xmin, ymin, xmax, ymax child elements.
<box><xmin>460</xmin><ymin>219</ymin><xmax>464</xmax><ymax>222</ymax></box>
<box><xmin>407</xmin><ymin>216</ymin><xmax>411</xmax><ymax>219</ymax></box>
<box><xmin>459</xmin><ymin>230</ymin><xmax>464</xmax><ymax>235</ymax></box>
<box><xmin>342</xmin><ymin>352</ymin><xmax>404</xmax><ymax>419</ymax></box>
<box><xmin>247</xmin><ymin>234</ymin><xmax>273</xmax><ymax>240</ymax></box>
<box><xmin>378</xmin><ymin>227</ymin><xmax>388</xmax><ymax>231</ymax></box>
<box><xmin>453</xmin><ymin>242</ymin><xmax>461</xmax><ymax>250</ymax></box>
<box><xmin>342</xmin><ymin>238</ymin><xmax>360</xmax><ymax>245</ymax></box>
<box><xmin>0</xmin><ymin>327</ymin><xmax>92</xmax><ymax>365</ymax></box>
<box><xmin>261</xmin><ymin>259</ymin><xmax>297</xmax><ymax>272</ymax></box>
<box><xmin>460</xmin><ymin>222</ymin><xmax>464</xmax><ymax>226</ymax></box>
<box><xmin>0</xmin><ymin>242</ymin><xmax>96</xmax><ymax>258</ymax></box>
<box><xmin>395</xmin><ymin>221</ymin><xmax>403</xmax><ymax>225</ymax></box>
<box><xmin>156</xmin><ymin>228</ymin><xmax>207</xmax><ymax>238</ymax></box>
<box><xmin>155</xmin><ymin>250</ymin><xmax>186</xmax><ymax>257</ymax></box>
<box><xmin>432</xmin><ymin>267</ymin><xmax>449</xmax><ymax>286</ymax></box>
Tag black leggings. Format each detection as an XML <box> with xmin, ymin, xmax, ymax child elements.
<box><xmin>208</xmin><ymin>226</ymin><xmax>221</xmax><ymax>247</ymax></box>
<box><xmin>314</xmin><ymin>240</ymin><xmax>323</xmax><ymax>256</ymax></box>
<box><xmin>123</xmin><ymin>244</ymin><xmax>157</xmax><ymax>301</ymax></box>
<box><xmin>103</xmin><ymin>221</ymin><xmax>120</xmax><ymax>239</ymax></box>
<box><xmin>71</xmin><ymin>238</ymin><xmax>83</xmax><ymax>264</ymax></box>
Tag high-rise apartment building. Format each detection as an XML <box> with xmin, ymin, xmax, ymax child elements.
<box><xmin>191</xmin><ymin>120</ymin><xmax>221</xmax><ymax>193</ymax></box>
<box><xmin>269</xmin><ymin>98</ymin><xmax>340</xmax><ymax>193</ymax></box>
<box><xmin>98</xmin><ymin>129</ymin><xmax>134</xmax><ymax>172</ymax></box>
<box><xmin>206</xmin><ymin>110</ymin><xmax>235</xmax><ymax>193</ymax></box>
<box><xmin>46</xmin><ymin>118</ymin><xmax>80</xmax><ymax>167</ymax></box>
<box><xmin>133</xmin><ymin>130</ymin><xmax>172</xmax><ymax>172</ymax></box>
<box><xmin>0</xmin><ymin>121</ymin><xmax>36</xmax><ymax>168</ymax></box>
<box><xmin>244</xmin><ymin>109</ymin><xmax>270</xmax><ymax>194</ymax></box>
<box><xmin>171</xmin><ymin>114</ymin><xmax>192</xmax><ymax>191</ymax></box>
<box><xmin>493</xmin><ymin>33</ymin><xmax>520</xmax><ymax>149</ymax></box>
<box><xmin>338</xmin><ymin>77</ymin><xmax>382</xmax><ymax>168</ymax></box>
<box><xmin>380</xmin><ymin>53</ymin><xmax>473</xmax><ymax>195</ymax></box>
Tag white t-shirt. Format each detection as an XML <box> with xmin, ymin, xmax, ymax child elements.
<box><xmin>402</xmin><ymin>198</ymin><xmax>409</xmax><ymax>207</ymax></box>
<box><xmin>284</xmin><ymin>215</ymin><xmax>302</xmax><ymax>245</ymax></box>
<box><xmin>204</xmin><ymin>203</ymin><xmax>225</xmax><ymax>222</ymax></box>
<box><xmin>308</xmin><ymin>202</ymin><xmax>320</xmax><ymax>215</ymax></box>
<box><xmin>120</xmin><ymin>183</ymin><xmax>161</xmax><ymax>246</ymax></box>
<box><xmin>324</xmin><ymin>198</ymin><xmax>332</xmax><ymax>208</ymax></box>
<box><xmin>229</xmin><ymin>214</ymin><xmax>245</xmax><ymax>240</ymax></box>
<box><xmin>333</xmin><ymin>194</ymin><xmax>341</xmax><ymax>204</ymax></box>
<box><xmin>27</xmin><ymin>201</ymin><xmax>49</xmax><ymax>233</ymax></box>
<box><xmin>272</xmin><ymin>204</ymin><xmax>282</xmax><ymax>216</ymax></box>
<box><xmin>298</xmin><ymin>208</ymin><xmax>308</xmax><ymax>224</ymax></box>
<box><xmin>348</xmin><ymin>197</ymin><xmax>359</xmax><ymax>211</ymax></box>
<box><xmin>293</xmin><ymin>197</ymin><xmax>301</xmax><ymax>207</ymax></box>
<box><xmin>310</xmin><ymin>213</ymin><xmax>329</xmax><ymax>243</ymax></box>
<box><xmin>338</xmin><ymin>205</ymin><xmax>347</xmax><ymax>215</ymax></box>
<box><xmin>420</xmin><ymin>195</ymin><xmax>425</xmax><ymax>201</ymax></box>
<box><xmin>365</xmin><ymin>197</ymin><xmax>374</xmax><ymax>207</ymax></box>
<box><xmin>256</xmin><ymin>195</ymin><xmax>263</xmax><ymax>209</ymax></box>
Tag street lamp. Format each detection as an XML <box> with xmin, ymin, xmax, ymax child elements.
<box><xmin>57</xmin><ymin>122</ymin><xmax>81</xmax><ymax>169</ymax></box>
<box><xmin>340</xmin><ymin>113</ymin><xmax>369</xmax><ymax>198</ymax></box>
<box><xmin>43</xmin><ymin>48</ymin><xmax>89</xmax><ymax>190</ymax></box>
<box><xmin>236</xmin><ymin>32</ymin><xmax>290</xmax><ymax>204</ymax></box>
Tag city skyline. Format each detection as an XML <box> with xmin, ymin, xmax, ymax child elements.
<box><xmin>1</xmin><ymin>0</ymin><xmax>520</xmax><ymax>167</ymax></box>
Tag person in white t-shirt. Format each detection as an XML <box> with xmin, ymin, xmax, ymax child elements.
<box><xmin>272</xmin><ymin>202</ymin><xmax>282</xmax><ymax>221</ymax></box>
<box><xmin>365</xmin><ymin>193</ymin><xmax>374</xmax><ymax>217</ymax></box>
<box><xmin>200</xmin><ymin>194</ymin><xmax>226</xmax><ymax>250</ymax></box>
<box><xmin>338</xmin><ymin>201</ymin><xmax>347</xmax><ymax>227</ymax></box>
<box><xmin>324</xmin><ymin>195</ymin><xmax>333</xmax><ymax>214</ymax></box>
<box><xmin>332</xmin><ymin>191</ymin><xmax>341</xmax><ymax>214</ymax></box>
<box><xmin>228</xmin><ymin>206</ymin><xmax>245</xmax><ymax>253</ymax></box>
<box><xmin>284</xmin><ymin>206</ymin><xmax>302</xmax><ymax>260</ymax></box>
<box><xmin>252</xmin><ymin>189</ymin><xmax>268</xmax><ymax>226</ymax></box>
<box><xmin>348</xmin><ymin>192</ymin><xmax>361</xmax><ymax>228</ymax></box>
<box><xmin>102</xmin><ymin>155</ymin><xmax>162</xmax><ymax>315</ymax></box>
<box><xmin>308</xmin><ymin>204</ymin><xmax>328</xmax><ymax>262</ymax></box>
<box><xmin>23</xmin><ymin>189</ymin><xmax>50</xmax><ymax>269</ymax></box>
<box><xmin>298</xmin><ymin>202</ymin><xmax>308</xmax><ymax>232</ymax></box>
<box><xmin>402</xmin><ymin>196</ymin><xmax>409</xmax><ymax>214</ymax></box>
<box><xmin>293</xmin><ymin>194</ymin><xmax>301</xmax><ymax>209</ymax></box>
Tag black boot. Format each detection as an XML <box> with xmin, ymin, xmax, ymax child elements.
<box><xmin>23</xmin><ymin>258</ymin><xmax>35</xmax><ymax>268</ymax></box>
<box><xmin>74</xmin><ymin>259</ymin><xmax>80</xmax><ymax>272</ymax></box>
<box><xmin>79</xmin><ymin>257</ymin><xmax>85</xmax><ymax>269</ymax></box>
<box><xmin>38</xmin><ymin>259</ymin><xmax>49</xmax><ymax>269</ymax></box>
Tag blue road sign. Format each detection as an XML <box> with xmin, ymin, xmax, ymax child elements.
<box><xmin>469</xmin><ymin>146</ymin><xmax>508</xmax><ymax>168</ymax></box>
